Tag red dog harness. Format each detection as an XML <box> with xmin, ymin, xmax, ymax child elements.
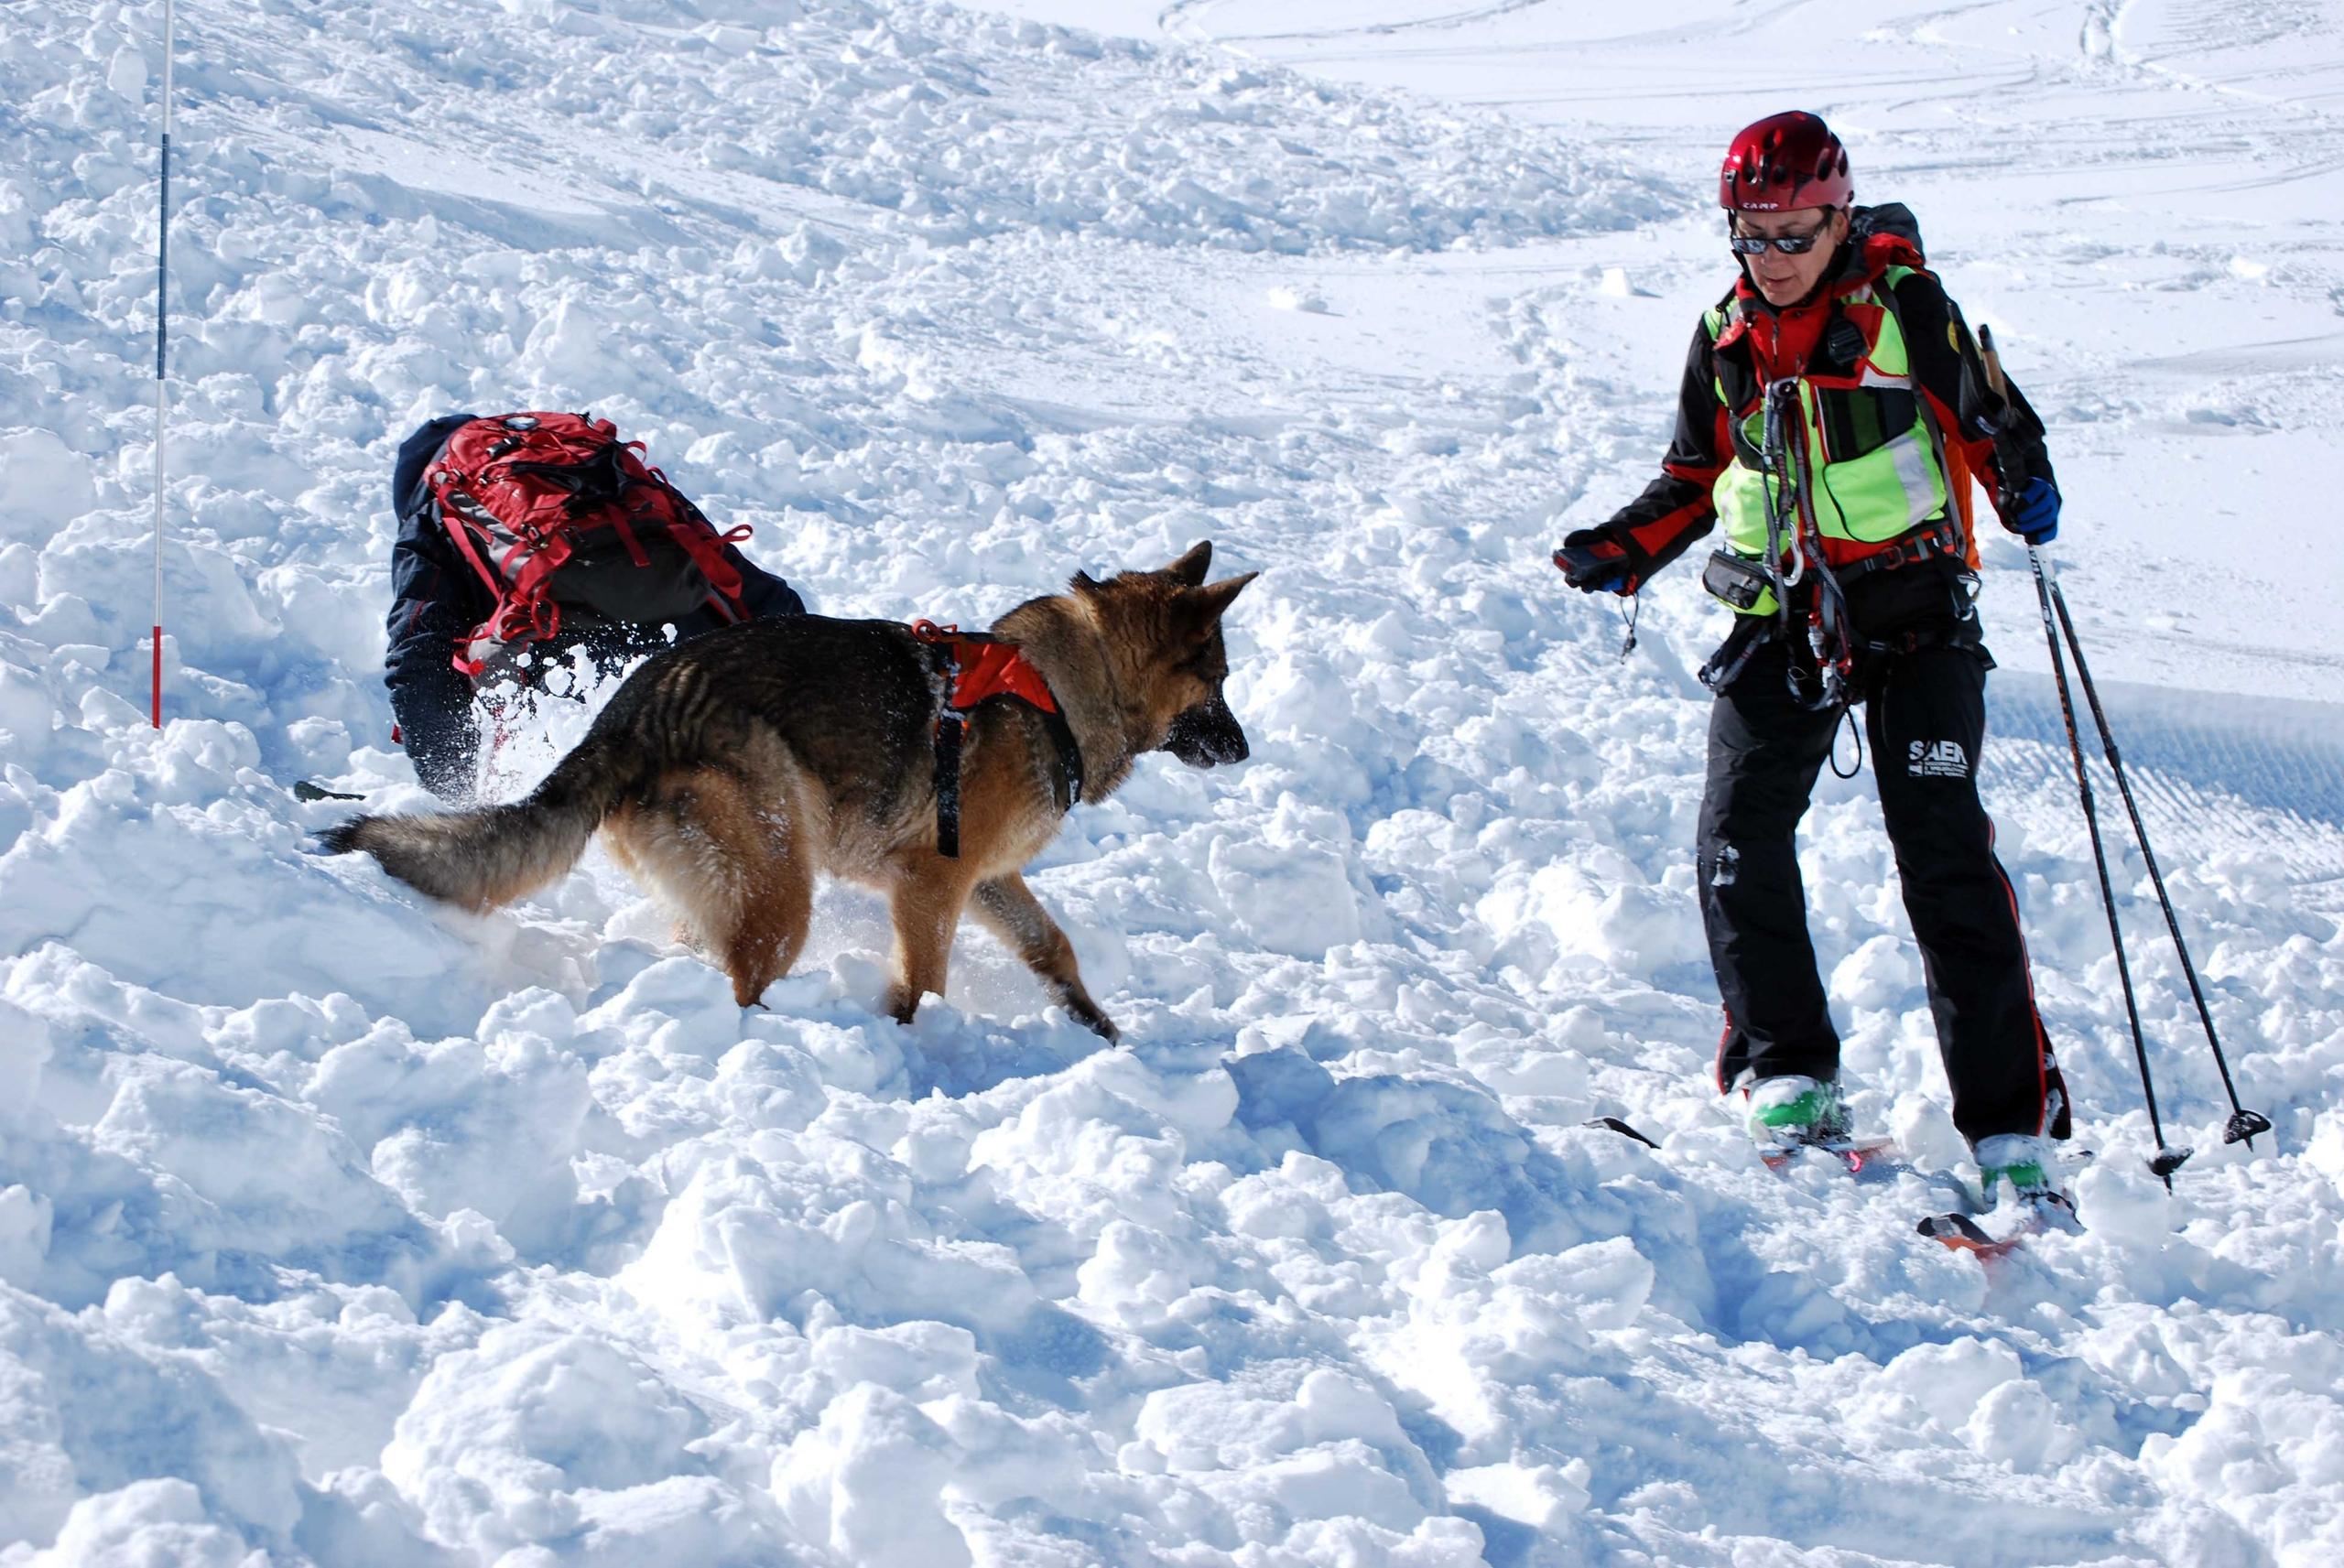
<box><xmin>910</xmin><ymin>621</ymin><xmax>1085</xmax><ymax>858</ymax></box>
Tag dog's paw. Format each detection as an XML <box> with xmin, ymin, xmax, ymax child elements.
<box><xmin>882</xmin><ymin>983</ymin><xmax>921</xmax><ymax>1027</ymax></box>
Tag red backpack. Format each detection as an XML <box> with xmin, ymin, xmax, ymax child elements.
<box><xmin>424</xmin><ymin>412</ymin><xmax>751</xmax><ymax>676</ymax></box>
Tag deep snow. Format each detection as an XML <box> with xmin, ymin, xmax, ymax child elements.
<box><xmin>2</xmin><ymin>1</ymin><xmax>2340</xmax><ymax>1565</ymax></box>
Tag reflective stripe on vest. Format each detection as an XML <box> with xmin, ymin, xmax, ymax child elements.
<box><xmin>1705</xmin><ymin>266</ymin><xmax>1948</xmax><ymax>609</ymax></box>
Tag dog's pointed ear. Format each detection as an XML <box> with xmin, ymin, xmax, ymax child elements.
<box><xmin>1164</xmin><ymin>541</ymin><xmax>1213</xmax><ymax>587</ymax></box>
<box><xmin>1070</xmin><ymin>569</ymin><xmax>1106</xmax><ymax>600</ymax></box>
<box><xmin>1179</xmin><ymin>571</ymin><xmax>1257</xmax><ymax>633</ymax></box>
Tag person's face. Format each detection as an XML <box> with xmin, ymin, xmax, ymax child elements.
<box><xmin>1731</xmin><ymin>207</ymin><xmax>1849</xmax><ymax>306</ymax></box>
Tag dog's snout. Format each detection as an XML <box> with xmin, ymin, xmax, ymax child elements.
<box><xmin>1165</xmin><ymin>696</ymin><xmax>1249</xmax><ymax>769</ymax></box>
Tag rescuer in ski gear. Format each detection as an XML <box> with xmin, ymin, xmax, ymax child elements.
<box><xmin>384</xmin><ymin>413</ymin><xmax>808</xmax><ymax>800</ymax></box>
<box><xmin>1555</xmin><ymin>111</ymin><xmax>2070</xmax><ymax>1211</ymax></box>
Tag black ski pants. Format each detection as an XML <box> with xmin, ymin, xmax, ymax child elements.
<box><xmin>1697</xmin><ymin>630</ymin><xmax>2069</xmax><ymax>1146</ymax></box>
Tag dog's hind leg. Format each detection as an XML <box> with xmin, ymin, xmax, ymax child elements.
<box><xmin>722</xmin><ymin>830</ymin><xmax>813</xmax><ymax>1011</ymax></box>
<box><xmin>602</xmin><ymin>811</ymin><xmax>696</xmax><ymax>947</ymax></box>
<box><xmin>881</xmin><ymin>864</ymin><xmax>980</xmax><ymax>1027</ymax></box>
<box><xmin>606</xmin><ymin>761</ymin><xmax>816</xmax><ymax>1007</ymax></box>
<box><xmin>605</xmin><ymin>771</ymin><xmax>744</xmax><ymax>974</ymax></box>
<box><xmin>971</xmin><ymin>872</ymin><xmax>1119</xmax><ymax>1041</ymax></box>
<box><xmin>699</xmin><ymin>767</ymin><xmax>819</xmax><ymax>1009</ymax></box>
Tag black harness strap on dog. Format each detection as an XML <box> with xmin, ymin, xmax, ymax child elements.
<box><xmin>1040</xmin><ymin>707</ymin><xmax>1084</xmax><ymax>810</ymax></box>
<box><xmin>913</xmin><ymin>622</ymin><xmax>1084</xmax><ymax>860</ymax></box>
<box><xmin>931</xmin><ymin>708</ymin><xmax>968</xmax><ymax>858</ymax></box>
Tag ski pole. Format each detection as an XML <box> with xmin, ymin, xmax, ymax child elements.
<box><xmin>1980</xmin><ymin>325</ymin><xmax>2269</xmax><ymax>1174</ymax></box>
<box><xmin>2043</xmin><ymin>576</ymin><xmax>2273</xmax><ymax>1151</ymax></box>
<box><xmin>1979</xmin><ymin>327</ymin><xmax>2189</xmax><ymax>1184</ymax></box>
<box><xmin>2026</xmin><ymin>545</ymin><xmax>2187</xmax><ymax>1187</ymax></box>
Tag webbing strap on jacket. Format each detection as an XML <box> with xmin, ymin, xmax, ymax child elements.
<box><xmin>910</xmin><ymin>621</ymin><xmax>1085</xmax><ymax>859</ymax></box>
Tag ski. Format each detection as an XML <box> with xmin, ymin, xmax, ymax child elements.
<box><xmin>1918</xmin><ymin>1189</ymin><xmax>2080</xmax><ymax>1260</ymax></box>
<box><xmin>1584</xmin><ymin>1116</ymin><xmax>1662</xmax><ymax>1150</ymax></box>
<box><xmin>1764</xmin><ymin>1137</ymin><xmax>1983</xmax><ymax>1217</ymax></box>
<box><xmin>1917</xmin><ymin>1209</ymin><xmax>2032</xmax><ymax>1260</ymax></box>
<box><xmin>1759</xmin><ymin>1135</ymin><xmax>1898</xmax><ymax>1175</ymax></box>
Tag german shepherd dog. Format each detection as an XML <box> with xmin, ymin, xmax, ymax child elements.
<box><xmin>322</xmin><ymin>543</ymin><xmax>1255</xmax><ymax>1038</ymax></box>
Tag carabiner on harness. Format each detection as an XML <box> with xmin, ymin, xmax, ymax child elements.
<box><xmin>1758</xmin><ymin>383</ymin><xmax>1808</xmax><ymax>606</ymax></box>
<box><xmin>1757</xmin><ymin>380</ymin><xmax>1857</xmax><ymax>713</ymax></box>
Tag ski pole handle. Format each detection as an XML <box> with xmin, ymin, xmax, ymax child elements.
<box><xmin>1978</xmin><ymin>322</ymin><xmax>2010</xmax><ymax>399</ymax></box>
<box><xmin>1975</xmin><ymin>323</ymin><xmax>2039</xmax><ymax>518</ymax></box>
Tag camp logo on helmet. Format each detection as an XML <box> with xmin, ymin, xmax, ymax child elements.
<box><xmin>1720</xmin><ymin>111</ymin><xmax>1852</xmax><ymax>212</ymax></box>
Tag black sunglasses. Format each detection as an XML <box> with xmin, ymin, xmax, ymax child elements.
<box><xmin>1728</xmin><ymin>216</ymin><xmax>1835</xmax><ymax>255</ymax></box>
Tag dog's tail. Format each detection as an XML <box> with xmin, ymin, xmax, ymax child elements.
<box><xmin>318</xmin><ymin>730</ymin><xmax>644</xmax><ymax>910</ymax></box>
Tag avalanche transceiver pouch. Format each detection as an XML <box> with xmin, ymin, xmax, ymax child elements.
<box><xmin>1701</xmin><ymin>549</ymin><xmax>1774</xmax><ymax>611</ymax></box>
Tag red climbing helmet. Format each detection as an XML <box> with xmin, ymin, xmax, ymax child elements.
<box><xmin>1720</xmin><ymin>111</ymin><xmax>1852</xmax><ymax>212</ymax></box>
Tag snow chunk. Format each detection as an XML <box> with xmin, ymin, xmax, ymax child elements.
<box><xmin>1477</xmin><ymin>861</ymin><xmax>1701</xmax><ymax>977</ymax></box>
<box><xmin>776</xmin><ymin>1384</ymin><xmax>971</xmax><ymax>1568</ymax></box>
<box><xmin>0</xmin><ymin>1288</ymin><xmax>306</xmax><ymax>1548</ymax></box>
<box><xmin>1134</xmin><ymin>1369</ymin><xmax>1433</xmax><ymax>1536</ymax></box>
<box><xmin>1830</xmin><ymin>933</ymin><xmax>1916</xmax><ymax>1011</ymax></box>
<box><xmin>2306</xmin><ymin>1110</ymin><xmax>2344</xmax><ymax>1196</ymax></box>
<box><xmin>0</xmin><ymin>429</ymin><xmax>97</xmax><ymax>546</ymax></box>
<box><xmin>1075</xmin><ymin>1218</ymin><xmax>1194</xmax><ymax>1324</ymax></box>
<box><xmin>1963</xmin><ymin>1379</ymin><xmax>2064</xmax><ymax>1471</ymax></box>
<box><xmin>1207</xmin><ymin>794</ymin><xmax>1368</xmax><ymax>957</ymax></box>
<box><xmin>1444</xmin><ymin>1457</ymin><xmax>1590</xmax><ymax>1531</ymax></box>
<box><xmin>2075</xmin><ymin>1158</ymin><xmax>2176</xmax><ymax>1250</ymax></box>
<box><xmin>16</xmin><ymin>1478</ymin><xmax>255</xmax><ymax>1568</ymax></box>
<box><xmin>1864</xmin><ymin>1337</ymin><xmax>2025</xmax><ymax>1435</ymax></box>
<box><xmin>383</xmin><ymin>1323</ymin><xmax>722</xmax><ymax>1559</ymax></box>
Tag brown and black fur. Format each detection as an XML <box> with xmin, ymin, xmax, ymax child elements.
<box><xmin>320</xmin><ymin>543</ymin><xmax>1257</xmax><ymax>1038</ymax></box>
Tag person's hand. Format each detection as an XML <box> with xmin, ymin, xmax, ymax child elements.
<box><xmin>2004</xmin><ymin>477</ymin><xmax>2059</xmax><ymax>544</ymax></box>
<box><xmin>1554</xmin><ymin>531</ymin><xmax>1641</xmax><ymax>595</ymax></box>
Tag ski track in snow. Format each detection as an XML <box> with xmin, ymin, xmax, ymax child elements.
<box><xmin>1</xmin><ymin>2</ymin><xmax>2339</xmax><ymax>1565</ymax></box>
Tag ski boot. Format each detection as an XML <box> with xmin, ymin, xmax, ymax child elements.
<box><xmin>1972</xmin><ymin>1133</ymin><xmax>2081</xmax><ymax>1236</ymax></box>
<box><xmin>1745</xmin><ymin>1074</ymin><xmax>1851</xmax><ymax>1158</ymax></box>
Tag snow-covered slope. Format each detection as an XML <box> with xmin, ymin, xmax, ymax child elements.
<box><xmin>2</xmin><ymin>2</ymin><xmax>2339</xmax><ymax>1564</ymax></box>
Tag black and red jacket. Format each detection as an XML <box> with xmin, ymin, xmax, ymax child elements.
<box><xmin>1590</xmin><ymin>205</ymin><xmax>2056</xmax><ymax>583</ymax></box>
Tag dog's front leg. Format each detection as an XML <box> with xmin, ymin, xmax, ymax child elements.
<box><xmin>971</xmin><ymin>872</ymin><xmax>1119</xmax><ymax>1042</ymax></box>
<box><xmin>882</xmin><ymin>865</ymin><xmax>974</xmax><ymax>1026</ymax></box>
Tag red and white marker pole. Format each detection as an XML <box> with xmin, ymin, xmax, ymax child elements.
<box><xmin>150</xmin><ymin>0</ymin><xmax>175</xmax><ymax>728</ymax></box>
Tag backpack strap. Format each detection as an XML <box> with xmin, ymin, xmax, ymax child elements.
<box><xmin>1704</xmin><ymin>293</ymin><xmax>1763</xmax><ymax>450</ymax></box>
<box><xmin>1865</xmin><ymin>267</ymin><xmax>1976</xmax><ymax>539</ymax></box>
<box><xmin>429</xmin><ymin>473</ymin><xmax>562</xmax><ymax>676</ymax></box>
<box><xmin>652</xmin><ymin>479</ymin><xmax>752</xmax><ymax>610</ymax></box>
<box><xmin>437</xmin><ymin>492</ymin><xmax>579</xmax><ymax>676</ymax></box>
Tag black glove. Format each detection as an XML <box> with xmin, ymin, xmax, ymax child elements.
<box><xmin>1554</xmin><ymin>530</ymin><xmax>1642</xmax><ymax>596</ymax></box>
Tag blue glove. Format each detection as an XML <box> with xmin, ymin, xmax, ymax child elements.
<box><xmin>2007</xmin><ymin>477</ymin><xmax>2060</xmax><ymax>544</ymax></box>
